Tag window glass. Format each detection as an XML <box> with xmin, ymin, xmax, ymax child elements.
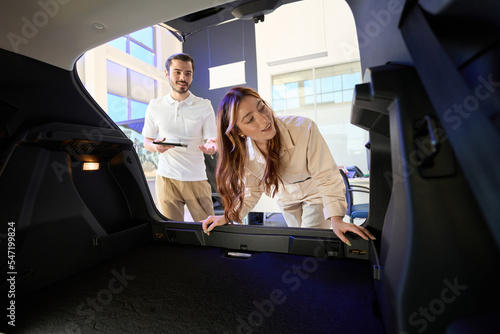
<box><xmin>342</xmin><ymin>72</ymin><xmax>361</xmax><ymax>89</ymax></box>
<box><xmin>319</xmin><ymin>77</ymin><xmax>333</xmax><ymax>93</ymax></box>
<box><xmin>130</xmin><ymin>41</ymin><xmax>155</xmax><ymax>66</ymax></box>
<box><xmin>334</xmin><ymin>91</ymin><xmax>343</xmax><ymax>103</ymax></box>
<box><xmin>106</xmin><ymin>61</ymin><xmax>128</xmax><ymax>96</ymax></box>
<box><xmin>108</xmin><ymin>37</ymin><xmax>127</xmax><ymax>52</ymax></box>
<box><xmin>304</xmin><ymin>79</ymin><xmax>314</xmax><ymax>105</ymax></box>
<box><xmin>284</xmin><ymin>82</ymin><xmax>299</xmax><ymax>109</ymax></box>
<box><xmin>118</xmin><ymin>125</ymin><xmax>158</xmax><ymax>179</ymax></box>
<box><xmin>287</xmin><ymin>97</ymin><xmax>300</xmax><ymax>109</ymax></box>
<box><xmin>101</xmin><ymin>32</ymin><xmax>158</xmax><ymax>180</ymax></box>
<box><xmin>107</xmin><ymin>93</ymin><xmax>128</xmax><ymax>122</ymax></box>
<box><xmin>285</xmin><ymin>82</ymin><xmax>299</xmax><ymax>97</ymax></box>
<box><xmin>106</xmin><ymin>27</ymin><xmax>155</xmax><ymax>66</ymax></box>
<box><xmin>277</xmin><ymin>63</ymin><xmax>360</xmax><ymax>107</ymax></box>
<box><xmin>319</xmin><ymin>92</ymin><xmax>334</xmax><ymax>103</ymax></box>
<box><xmin>272</xmin><ymin>69</ymin><xmax>313</xmax><ymax>112</ymax></box>
<box><xmin>342</xmin><ymin>72</ymin><xmax>361</xmax><ymax>102</ymax></box>
<box><xmin>304</xmin><ymin>95</ymin><xmax>315</xmax><ymax>105</ymax></box>
<box><xmin>272</xmin><ymin>98</ymin><xmax>286</xmax><ymax>112</ymax></box>
<box><xmin>131</xmin><ymin>100</ymin><xmax>148</xmax><ymax>120</ymax></box>
<box><xmin>272</xmin><ymin>85</ymin><xmax>286</xmax><ymax>111</ymax></box>
<box><xmin>104</xmin><ymin>61</ymin><xmax>157</xmax><ymax>124</ymax></box>
<box><xmin>130</xmin><ymin>27</ymin><xmax>154</xmax><ymax>49</ymax></box>
<box><xmin>130</xmin><ymin>70</ymin><xmax>156</xmax><ymax>102</ymax></box>
<box><xmin>332</xmin><ymin>75</ymin><xmax>342</xmax><ymax>93</ymax></box>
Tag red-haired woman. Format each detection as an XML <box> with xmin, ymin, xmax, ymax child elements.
<box><xmin>201</xmin><ymin>87</ymin><xmax>374</xmax><ymax>246</ymax></box>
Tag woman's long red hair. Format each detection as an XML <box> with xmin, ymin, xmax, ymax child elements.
<box><xmin>216</xmin><ymin>87</ymin><xmax>282</xmax><ymax>223</ymax></box>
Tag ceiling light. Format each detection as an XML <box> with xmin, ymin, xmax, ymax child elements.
<box><xmin>92</xmin><ymin>22</ymin><xmax>105</xmax><ymax>30</ymax></box>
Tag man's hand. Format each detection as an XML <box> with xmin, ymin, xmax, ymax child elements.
<box><xmin>145</xmin><ymin>137</ymin><xmax>174</xmax><ymax>153</ymax></box>
<box><xmin>199</xmin><ymin>137</ymin><xmax>217</xmax><ymax>155</ymax></box>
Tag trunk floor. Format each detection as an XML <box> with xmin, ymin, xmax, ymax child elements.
<box><xmin>12</xmin><ymin>241</ymin><xmax>385</xmax><ymax>334</ymax></box>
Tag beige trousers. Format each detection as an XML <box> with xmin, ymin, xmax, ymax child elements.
<box><xmin>155</xmin><ymin>175</ymin><xmax>214</xmax><ymax>222</ymax></box>
<box><xmin>280</xmin><ymin>201</ymin><xmax>332</xmax><ymax>229</ymax></box>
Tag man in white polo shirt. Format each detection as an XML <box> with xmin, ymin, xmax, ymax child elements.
<box><xmin>142</xmin><ymin>53</ymin><xmax>217</xmax><ymax>221</ymax></box>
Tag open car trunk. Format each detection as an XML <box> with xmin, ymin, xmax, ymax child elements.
<box><xmin>1</xmin><ymin>0</ymin><xmax>500</xmax><ymax>333</ymax></box>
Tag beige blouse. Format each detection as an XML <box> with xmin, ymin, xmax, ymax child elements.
<box><xmin>239</xmin><ymin>115</ymin><xmax>347</xmax><ymax>222</ymax></box>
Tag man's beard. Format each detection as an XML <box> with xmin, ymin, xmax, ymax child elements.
<box><xmin>170</xmin><ymin>80</ymin><xmax>191</xmax><ymax>94</ymax></box>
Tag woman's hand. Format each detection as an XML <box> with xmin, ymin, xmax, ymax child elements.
<box><xmin>201</xmin><ymin>215</ymin><xmax>228</xmax><ymax>235</ymax></box>
<box><xmin>330</xmin><ymin>216</ymin><xmax>375</xmax><ymax>246</ymax></box>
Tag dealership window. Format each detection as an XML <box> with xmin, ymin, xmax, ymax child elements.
<box><xmin>105</xmin><ymin>26</ymin><xmax>158</xmax><ymax>171</ymax></box>
<box><xmin>106</xmin><ymin>60</ymin><xmax>156</xmax><ymax>121</ymax></box>
<box><xmin>108</xmin><ymin>26</ymin><xmax>156</xmax><ymax>66</ymax></box>
<box><xmin>105</xmin><ymin>59</ymin><xmax>159</xmax><ymax>177</ymax></box>
<box><xmin>272</xmin><ymin>62</ymin><xmax>361</xmax><ymax>111</ymax></box>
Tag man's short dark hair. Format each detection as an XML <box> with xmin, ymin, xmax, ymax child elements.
<box><xmin>165</xmin><ymin>53</ymin><xmax>195</xmax><ymax>73</ymax></box>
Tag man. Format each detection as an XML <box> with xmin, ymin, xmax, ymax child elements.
<box><xmin>142</xmin><ymin>53</ymin><xmax>217</xmax><ymax>222</ymax></box>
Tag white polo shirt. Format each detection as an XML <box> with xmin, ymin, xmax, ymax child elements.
<box><xmin>142</xmin><ymin>92</ymin><xmax>216</xmax><ymax>181</ymax></box>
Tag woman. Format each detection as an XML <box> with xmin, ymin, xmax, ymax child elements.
<box><xmin>201</xmin><ymin>87</ymin><xmax>374</xmax><ymax>245</ymax></box>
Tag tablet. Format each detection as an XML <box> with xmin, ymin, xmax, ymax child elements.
<box><xmin>153</xmin><ymin>141</ymin><xmax>187</xmax><ymax>147</ymax></box>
